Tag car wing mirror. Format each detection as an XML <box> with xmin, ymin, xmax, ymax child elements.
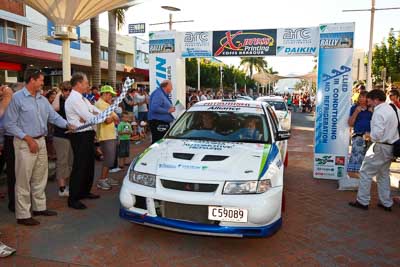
<box><xmin>276</xmin><ymin>130</ymin><xmax>290</xmax><ymax>141</ymax></box>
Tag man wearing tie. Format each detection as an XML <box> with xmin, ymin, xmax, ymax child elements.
<box><xmin>65</xmin><ymin>72</ymin><xmax>101</xmax><ymax>210</ymax></box>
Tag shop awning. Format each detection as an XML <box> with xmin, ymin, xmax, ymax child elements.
<box><xmin>0</xmin><ymin>10</ymin><xmax>33</xmax><ymax>27</ymax></box>
<box><xmin>19</xmin><ymin>0</ymin><xmax>137</xmax><ymax>26</ymax></box>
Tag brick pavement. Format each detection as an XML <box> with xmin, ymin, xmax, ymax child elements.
<box><xmin>1</xmin><ymin>113</ymin><xmax>400</xmax><ymax>267</ymax></box>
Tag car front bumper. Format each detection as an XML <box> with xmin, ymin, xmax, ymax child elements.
<box><xmin>120</xmin><ymin>207</ymin><xmax>282</xmax><ymax>237</ymax></box>
<box><xmin>119</xmin><ymin>177</ymin><xmax>283</xmax><ymax>237</ymax></box>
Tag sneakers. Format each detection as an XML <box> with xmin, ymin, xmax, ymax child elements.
<box><xmin>107</xmin><ymin>177</ymin><xmax>119</xmax><ymax>186</ymax></box>
<box><xmin>58</xmin><ymin>186</ymin><xmax>69</xmax><ymax>197</ymax></box>
<box><xmin>109</xmin><ymin>167</ymin><xmax>122</xmax><ymax>173</ymax></box>
<box><xmin>0</xmin><ymin>242</ymin><xmax>16</xmax><ymax>258</ymax></box>
<box><xmin>97</xmin><ymin>179</ymin><xmax>112</xmax><ymax>190</ymax></box>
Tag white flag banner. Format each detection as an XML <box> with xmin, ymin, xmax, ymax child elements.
<box><xmin>74</xmin><ymin>78</ymin><xmax>134</xmax><ymax>131</ymax></box>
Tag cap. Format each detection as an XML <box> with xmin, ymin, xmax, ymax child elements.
<box><xmin>100</xmin><ymin>85</ymin><xmax>116</xmax><ymax>96</ymax></box>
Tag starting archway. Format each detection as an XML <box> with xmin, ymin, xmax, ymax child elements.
<box><xmin>148</xmin><ymin>22</ymin><xmax>355</xmax><ymax>180</ymax></box>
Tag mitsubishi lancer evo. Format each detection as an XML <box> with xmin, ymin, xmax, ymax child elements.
<box><xmin>119</xmin><ymin>100</ymin><xmax>290</xmax><ymax>237</ymax></box>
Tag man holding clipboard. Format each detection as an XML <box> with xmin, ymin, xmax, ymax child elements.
<box><xmin>148</xmin><ymin>80</ymin><xmax>175</xmax><ymax>144</ymax></box>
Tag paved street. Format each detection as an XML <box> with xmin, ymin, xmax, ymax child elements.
<box><xmin>1</xmin><ymin>112</ymin><xmax>400</xmax><ymax>267</ymax></box>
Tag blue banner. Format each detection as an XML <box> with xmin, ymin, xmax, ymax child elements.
<box><xmin>314</xmin><ymin>23</ymin><xmax>355</xmax><ymax>180</ymax></box>
<box><xmin>47</xmin><ymin>20</ymin><xmax>81</xmax><ymax>50</ymax></box>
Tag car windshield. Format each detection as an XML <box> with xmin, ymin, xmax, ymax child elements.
<box><xmin>167</xmin><ymin>111</ymin><xmax>271</xmax><ymax>143</ymax></box>
<box><xmin>265</xmin><ymin>101</ymin><xmax>287</xmax><ymax>111</ymax></box>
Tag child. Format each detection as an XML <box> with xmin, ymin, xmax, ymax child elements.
<box><xmin>130</xmin><ymin>121</ymin><xmax>140</xmax><ymax>142</ymax></box>
<box><xmin>139</xmin><ymin>121</ymin><xmax>147</xmax><ymax>139</ymax></box>
<box><xmin>118</xmin><ymin>112</ymin><xmax>133</xmax><ymax>167</ymax></box>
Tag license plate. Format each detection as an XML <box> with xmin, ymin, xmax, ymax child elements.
<box><xmin>208</xmin><ymin>206</ymin><xmax>248</xmax><ymax>223</ymax></box>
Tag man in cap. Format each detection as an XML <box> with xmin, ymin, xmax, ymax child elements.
<box><xmin>95</xmin><ymin>85</ymin><xmax>119</xmax><ymax>190</ymax></box>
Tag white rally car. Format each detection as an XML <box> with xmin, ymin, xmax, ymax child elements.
<box><xmin>256</xmin><ymin>96</ymin><xmax>291</xmax><ymax>131</ymax></box>
<box><xmin>119</xmin><ymin>100</ymin><xmax>290</xmax><ymax>237</ymax></box>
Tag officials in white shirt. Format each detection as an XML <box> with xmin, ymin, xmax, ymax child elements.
<box><xmin>65</xmin><ymin>72</ymin><xmax>101</xmax><ymax>210</ymax></box>
<box><xmin>349</xmin><ymin>89</ymin><xmax>398</xmax><ymax>211</ymax></box>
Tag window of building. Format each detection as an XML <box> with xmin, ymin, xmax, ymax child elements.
<box><xmin>117</xmin><ymin>53</ymin><xmax>125</xmax><ymax>64</ymax></box>
<box><xmin>0</xmin><ymin>20</ymin><xmax>21</xmax><ymax>45</ymax></box>
<box><xmin>7</xmin><ymin>23</ymin><xmax>17</xmax><ymax>45</ymax></box>
<box><xmin>101</xmin><ymin>49</ymin><xmax>108</xmax><ymax>61</ymax></box>
<box><xmin>0</xmin><ymin>20</ymin><xmax>5</xmax><ymax>43</ymax></box>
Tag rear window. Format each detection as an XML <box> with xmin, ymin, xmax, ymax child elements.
<box><xmin>264</xmin><ymin>100</ymin><xmax>287</xmax><ymax>111</ymax></box>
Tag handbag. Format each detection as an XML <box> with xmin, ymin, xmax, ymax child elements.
<box><xmin>389</xmin><ymin>103</ymin><xmax>400</xmax><ymax>157</ymax></box>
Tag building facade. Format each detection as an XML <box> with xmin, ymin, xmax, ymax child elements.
<box><xmin>0</xmin><ymin>1</ymin><xmax>149</xmax><ymax>88</ymax></box>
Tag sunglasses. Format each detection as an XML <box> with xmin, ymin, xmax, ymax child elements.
<box><xmin>63</xmin><ymin>88</ymin><xmax>72</xmax><ymax>92</ymax></box>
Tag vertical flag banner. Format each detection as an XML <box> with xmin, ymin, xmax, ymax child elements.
<box><xmin>314</xmin><ymin>23</ymin><xmax>355</xmax><ymax>180</ymax></box>
<box><xmin>149</xmin><ymin>31</ymin><xmax>186</xmax><ymax>109</ymax></box>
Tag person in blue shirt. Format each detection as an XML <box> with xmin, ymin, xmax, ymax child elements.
<box><xmin>347</xmin><ymin>91</ymin><xmax>373</xmax><ymax>174</ymax></box>
<box><xmin>236</xmin><ymin>116</ymin><xmax>262</xmax><ymax>141</ymax></box>
<box><xmin>148</xmin><ymin>80</ymin><xmax>175</xmax><ymax>143</ymax></box>
<box><xmin>4</xmin><ymin>69</ymin><xmax>75</xmax><ymax>226</ymax></box>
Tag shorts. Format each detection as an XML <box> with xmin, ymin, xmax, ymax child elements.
<box><xmin>53</xmin><ymin>137</ymin><xmax>73</xmax><ymax>180</ymax></box>
<box><xmin>138</xmin><ymin>112</ymin><xmax>148</xmax><ymax>122</ymax></box>
<box><xmin>118</xmin><ymin>140</ymin><xmax>130</xmax><ymax>158</ymax></box>
<box><xmin>100</xmin><ymin>139</ymin><xmax>117</xmax><ymax>168</ymax></box>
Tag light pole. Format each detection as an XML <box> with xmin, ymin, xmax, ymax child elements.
<box><xmin>149</xmin><ymin>6</ymin><xmax>194</xmax><ymax>30</ymax></box>
<box><xmin>343</xmin><ymin>0</ymin><xmax>400</xmax><ymax>91</ymax></box>
<box><xmin>220</xmin><ymin>65</ymin><xmax>224</xmax><ymax>95</ymax></box>
<box><xmin>197</xmin><ymin>58</ymin><xmax>201</xmax><ymax>91</ymax></box>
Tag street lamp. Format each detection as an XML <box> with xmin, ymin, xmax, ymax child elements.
<box><xmin>162</xmin><ymin>5</ymin><xmax>180</xmax><ymax>31</ymax></box>
<box><xmin>149</xmin><ymin>6</ymin><xmax>194</xmax><ymax>30</ymax></box>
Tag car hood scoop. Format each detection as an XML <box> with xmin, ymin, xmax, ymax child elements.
<box><xmin>201</xmin><ymin>155</ymin><xmax>229</xmax><ymax>161</ymax></box>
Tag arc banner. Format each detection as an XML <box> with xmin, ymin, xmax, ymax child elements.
<box><xmin>212</xmin><ymin>29</ymin><xmax>276</xmax><ymax>57</ymax></box>
<box><xmin>181</xmin><ymin>31</ymin><xmax>213</xmax><ymax>58</ymax></box>
<box><xmin>276</xmin><ymin>27</ymin><xmax>319</xmax><ymax>56</ymax></box>
<box><xmin>314</xmin><ymin>23</ymin><xmax>355</xmax><ymax>180</ymax></box>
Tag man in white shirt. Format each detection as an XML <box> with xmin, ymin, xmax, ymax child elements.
<box><xmin>65</xmin><ymin>72</ymin><xmax>101</xmax><ymax>210</ymax></box>
<box><xmin>349</xmin><ymin>89</ymin><xmax>398</xmax><ymax>211</ymax></box>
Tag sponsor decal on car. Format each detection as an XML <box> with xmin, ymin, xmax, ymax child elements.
<box><xmin>158</xmin><ymin>163</ymin><xmax>208</xmax><ymax>171</ymax></box>
<box><xmin>183</xmin><ymin>141</ymin><xmax>235</xmax><ymax>151</ymax></box>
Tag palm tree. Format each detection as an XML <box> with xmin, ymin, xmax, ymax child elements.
<box><xmin>108</xmin><ymin>7</ymin><xmax>129</xmax><ymax>89</ymax></box>
<box><xmin>266</xmin><ymin>67</ymin><xmax>278</xmax><ymax>75</ymax></box>
<box><xmin>90</xmin><ymin>15</ymin><xmax>101</xmax><ymax>87</ymax></box>
<box><xmin>239</xmin><ymin>57</ymin><xmax>269</xmax><ymax>78</ymax></box>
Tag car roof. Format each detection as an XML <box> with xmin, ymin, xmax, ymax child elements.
<box><xmin>189</xmin><ymin>99</ymin><xmax>267</xmax><ymax>114</ymax></box>
<box><xmin>256</xmin><ymin>96</ymin><xmax>285</xmax><ymax>101</ymax></box>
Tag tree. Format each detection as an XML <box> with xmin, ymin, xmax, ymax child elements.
<box><xmin>185</xmin><ymin>59</ymin><xmax>253</xmax><ymax>92</ymax></box>
<box><xmin>107</xmin><ymin>10</ymin><xmax>117</xmax><ymax>89</ymax></box>
<box><xmin>108</xmin><ymin>7</ymin><xmax>130</xmax><ymax>89</ymax></box>
<box><xmin>239</xmin><ymin>57</ymin><xmax>268</xmax><ymax>78</ymax></box>
<box><xmin>90</xmin><ymin>16</ymin><xmax>101</xmax><ymax>87</ymax></box>
<box><xmin>372</xmin><ymin>29</ymin><xmax>400</xmax><ymax>83</ymax></box>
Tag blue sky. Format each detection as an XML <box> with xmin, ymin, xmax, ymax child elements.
<box><xmin>100</xmin><ymin>0</ymin><xmax>400</xmax><ymax>75</ymax></box>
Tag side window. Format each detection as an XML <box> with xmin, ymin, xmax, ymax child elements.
<box><xmin>266</xmin><ymin>106</ymin><xmax>279</xmax><ymax>136</ymax></box>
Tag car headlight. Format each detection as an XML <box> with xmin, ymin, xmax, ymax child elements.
<box><xmin>129</xmin><ymin>169</ymin><xmax>156</xmax><ymax>188</ymax></box>
<box><xmin>223</xmin><ymin>179</ymin><xmax>271</xmax><ymax>194</ymax></box>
